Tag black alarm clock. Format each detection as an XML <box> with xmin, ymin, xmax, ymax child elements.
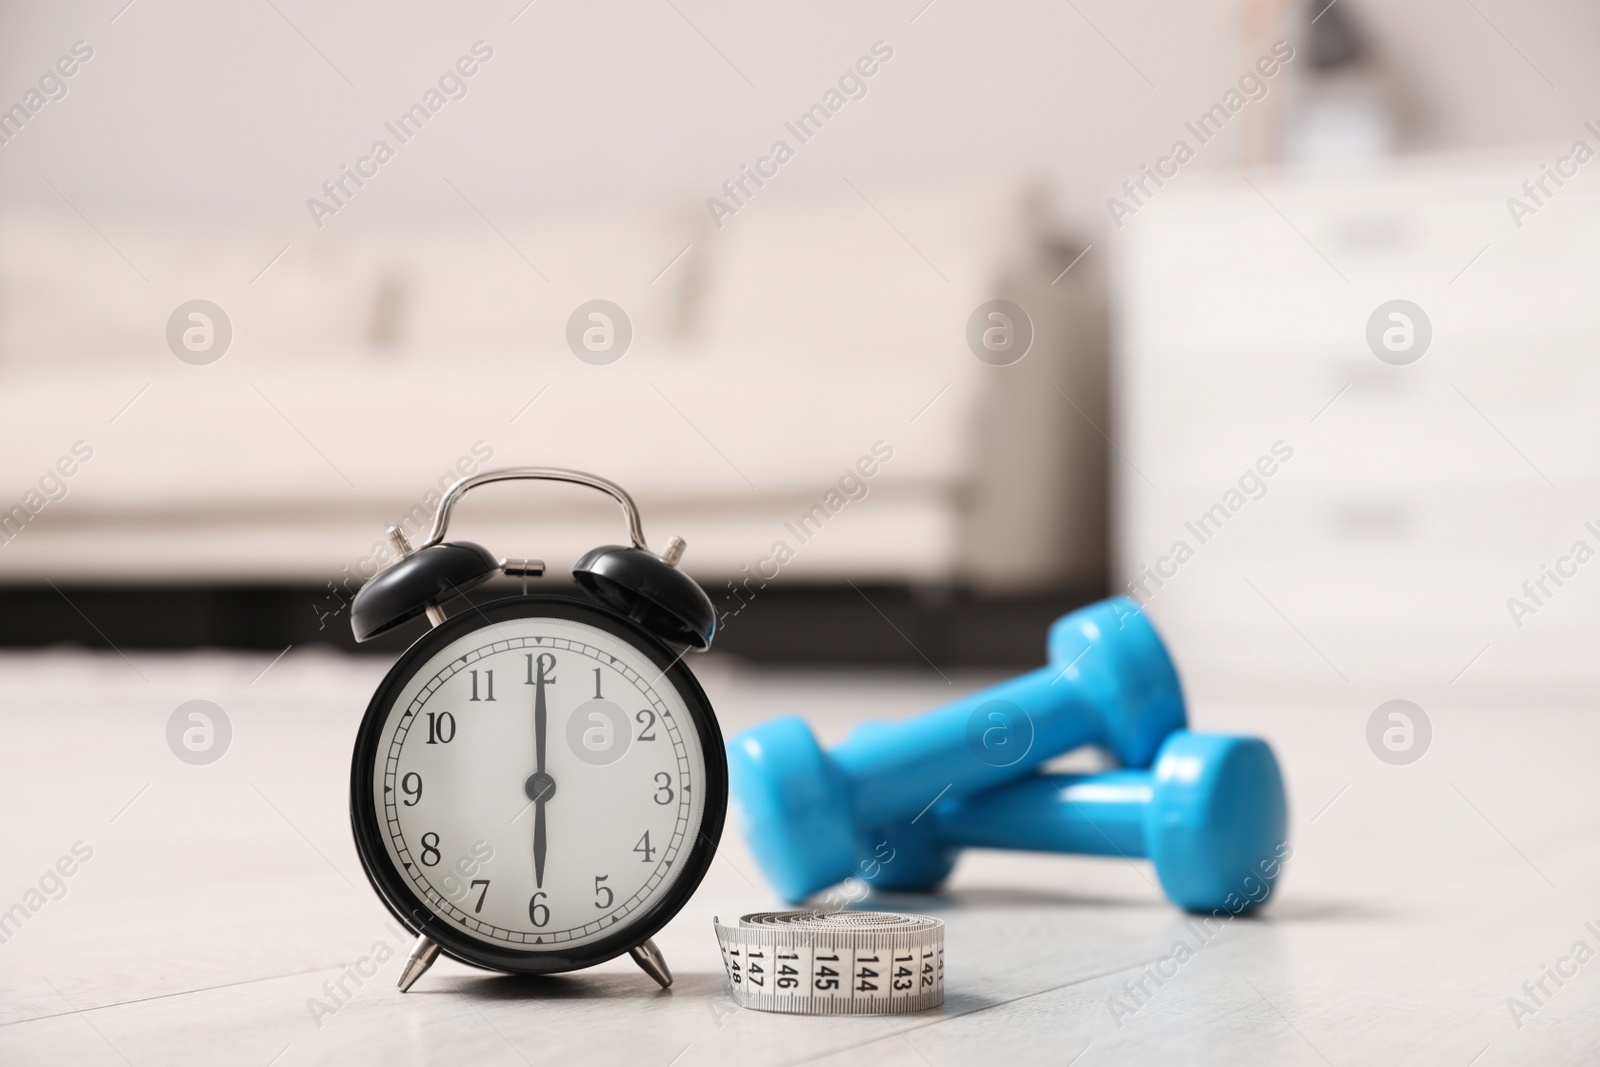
<box><xmin>346</xmin><ymin>467</ymin><xmax>726</xmax><ymax>992</ymax></box>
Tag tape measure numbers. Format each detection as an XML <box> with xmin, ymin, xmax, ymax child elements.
<box><xmin>714</xmin><ymin>911</ymin><xmax>944</xmax><ymax>1015</ymax></box>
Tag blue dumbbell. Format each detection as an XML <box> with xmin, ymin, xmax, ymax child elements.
<box><xmin>727</xmin><ymin>597</ymin><xmax>1186</xmax><ymax>902</ymax></box>
<box><xmin>856</xmin><ymin>732</ymin><xmax>1288</xmax><ymax>912</ymax></box>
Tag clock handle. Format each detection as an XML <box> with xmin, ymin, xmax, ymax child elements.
<box><xmin>397</xmin><ymin>934</ymin><xmax>441</xmax><ymax>993</ymax></box>
<box><xmin>421</xmin><ymin>467</ymin><xmax>649</xmax><ymax>553</ymax></box>
<box><xmin>630</xmin><ymin>938</ymin><xmax>673</xmax><ymax>989</ymax></box>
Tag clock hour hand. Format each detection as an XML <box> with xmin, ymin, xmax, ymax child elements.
<box><xmin>526</xmin><ymin>770</ymin><xmax>555</xmax><ymax>888</ymax></box>
<box><xmin>534</xmin><ymin>798</ymin><xmax>547</xmax><ymax>889</ymax></box>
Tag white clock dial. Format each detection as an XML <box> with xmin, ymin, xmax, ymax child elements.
<box><xmin>371</xmin><ymin>615</ymin><xmax>707</xmax><ymax>950</ymax></box>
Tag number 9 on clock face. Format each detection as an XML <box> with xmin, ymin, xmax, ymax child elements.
<box><xmin>349</xmin><ymin>597</ymin><xmax>726</xmax><ymax>975</ymax></box>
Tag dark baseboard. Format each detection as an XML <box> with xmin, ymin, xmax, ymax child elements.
<box><xmin>0</xmin><ymin>578</ymin><xmax>1108</xmax><ymax>668</ymax></box>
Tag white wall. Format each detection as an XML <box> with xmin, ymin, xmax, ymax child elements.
<box><xmin>1</xmin><ymin>0</ymin><xmax>1594</xmax><ymax>253</ymax></box>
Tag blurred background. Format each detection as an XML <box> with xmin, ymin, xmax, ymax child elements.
<box><xmin>0</xmin><ymin>0</ymin><xmax>1594</xmax><ymax>706</ymax></box>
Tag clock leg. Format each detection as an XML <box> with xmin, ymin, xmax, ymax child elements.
<box><xmin>629</xmin><ymin>938</ymin><xmax>673</xmax><ymax>989</ymax></box>
<box><xmin>397</xmin><ymin>934</ymin><xmax>441</xmax><ymax>993</ymax></box>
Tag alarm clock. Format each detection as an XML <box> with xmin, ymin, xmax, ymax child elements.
<box><xmin>346</xmin><ymin>467</ymin><xmax>726</xmax><ymax>992</ymax></box>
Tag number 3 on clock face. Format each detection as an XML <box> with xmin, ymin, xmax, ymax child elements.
<box><xmin>349</xmin><ymin>597</ymin><xmax>727</xmax><ymax>976</ymax></box>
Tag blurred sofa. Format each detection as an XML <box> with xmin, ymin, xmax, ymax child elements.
<box><xmin>0</xmin><ymin>179</ymin><xmax>1106</xmax><ymax>595</ymax></box>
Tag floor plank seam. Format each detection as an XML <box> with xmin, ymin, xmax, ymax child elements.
<box><xmin>0</xmin><ymin>964</ymin><xmax>349</xmax><ymax>1028</ymax></box>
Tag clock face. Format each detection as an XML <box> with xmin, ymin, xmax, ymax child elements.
<box><xmin>350</xmin><ymin>596</ymin><xmax>725</xmax><ymax>973</ymax></box>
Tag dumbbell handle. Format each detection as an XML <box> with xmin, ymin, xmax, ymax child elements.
<box><xmin>930</xmin><ymin>771</ymin><xmax>1152</xmax><ymax>857</ymax></box>
<box><xmin>832</xmin><ymin>665</ymin><xmax>1103</xmax><ymax>826</ymax></box>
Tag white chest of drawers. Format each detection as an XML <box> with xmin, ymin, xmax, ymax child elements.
<box><xmin>1115</xmin><ymin>152</ymin><xmax>1600</xmax><ymax>702</ymax></box>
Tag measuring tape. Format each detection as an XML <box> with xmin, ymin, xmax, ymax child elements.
<box><xmin>713</xmin><ymin>911</ymin><xmax>944</xmax><ymax>1015</ymax></box>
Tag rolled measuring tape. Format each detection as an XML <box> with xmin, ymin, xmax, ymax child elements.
<box><xmin>714</xmin><ymin>911</ymin><xmax>944</xmax><ymax>1015</ymax></box>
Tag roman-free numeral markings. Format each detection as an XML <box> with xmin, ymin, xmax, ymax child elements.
<box><xmin>387</xmin><ymin>632</ymin><xmax>698</xmax><ymax>947</ymax></box>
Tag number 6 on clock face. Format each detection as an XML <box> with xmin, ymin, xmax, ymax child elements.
<box><xmin>349</xmin><ymin>596</ymin><xmax>726</xmax><ymax>976</ymax></box>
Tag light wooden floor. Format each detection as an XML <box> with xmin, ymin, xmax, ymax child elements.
<box><xmin>0</xmin><ymin>648</ymin><xmax>1596</xmax><ymax>1066</ymax></box>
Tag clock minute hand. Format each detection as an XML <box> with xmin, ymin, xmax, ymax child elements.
<box><xmin>534</xmin><ymin>655</ymin><xmax>549</xmax><ymax>774</ymax></box>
